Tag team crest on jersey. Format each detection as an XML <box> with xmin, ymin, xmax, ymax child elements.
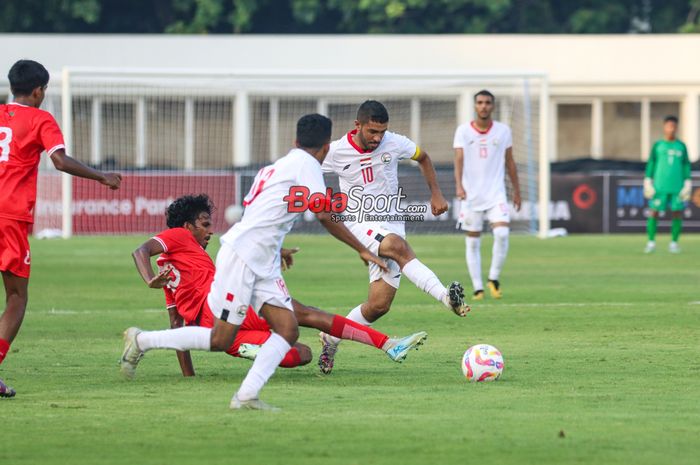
<box><xmin>493</xmin><ymin>139</ymin><xmax>499</xmax><ymax>145</ymax></box>
<box><xmin>381</xmin><ymin>153</ymin><xmax>392</xmax><ymax>164</ymax></box>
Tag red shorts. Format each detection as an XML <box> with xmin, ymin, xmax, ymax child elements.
<box><xmin>189</xmin><ymin>303</ymin><xmax>272</xmax><ymax>357</ymax></box>
<box><xmin>0</xmin><ymin>218</ymin><xmax>31</xmax><ymax>278</ymax></box>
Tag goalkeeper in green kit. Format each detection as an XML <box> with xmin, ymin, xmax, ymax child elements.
<box><xmin>643</xmin><ymin>115</ymin><xmax>691</xmax><ymax>254</ymax></box>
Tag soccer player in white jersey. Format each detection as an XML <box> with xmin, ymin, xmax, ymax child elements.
<box><xmin>453</xmin><ymin>90</ymin><xmax>521</xmax><ymax>300</ymax></box>
<box><xmin>121</xmin><ymin>114</ymin><xmax>391</xmax><ymax>411</ymax></box>
<box><xmin>318</xmin><ymin>100</ymin><xmax>470</xmax><ymax>374</ymax></box>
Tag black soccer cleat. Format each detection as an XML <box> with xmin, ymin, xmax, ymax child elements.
<box><xmin>447</xmin><ymin>282</ymin><xmax>470</xmax><ymax>317</ymax></box>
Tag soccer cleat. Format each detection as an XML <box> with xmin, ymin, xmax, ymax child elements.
<box><xmin>0</xmin><ymin>378</ymin><xmax>16</xmax><ymax>398</ymax></box>
<box><xmin>238</xmin><ymin>343</ymin><xmax>261</xmax><ymax>361</ymax></box>
<box><xmin>644</xmin><ymin>241</ymin><xmax>656</xmax><ymax>254</ymax></box>
<box><xmin>119</xmin><ymin>327</ymin><xmax>144</xmax><ymax>380</ymax></box>
<box><xmin>384</xmin><ymin>331</ymin><xmax>428</xmax><ymax>363</ymax></box>
<box><xmin>669</xmin><ymin>242</ymin><xmax>680</xmax><ymax>254</ymax></box>
<box><xmin>230</xmin><ymin>394</ymin><xmax>280</xmax><ymax>412</ymax></box>
<box><xmin>447</xmin><ymin>281</ymin><xmax>470</xmax><ymax>317</ymax></box>
<box><xmin>487</xmin><ymin>280</ymin><xmax>502</xmax><ymax>299</ymax></box>
<box><xmin>473</xmin><ymin>290</ymin><xmax>485</xmax><ymax>301</ymax></box>
<box><xmin>318</xmin><ymin>332</ymin><xmax>339</xmax><ymax>374</ymax></box>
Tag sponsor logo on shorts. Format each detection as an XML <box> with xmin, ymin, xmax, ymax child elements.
<box><xmin>236</xmin><ymin>305</ymin><xmax>247</xmax><ymax>318</ymax></box>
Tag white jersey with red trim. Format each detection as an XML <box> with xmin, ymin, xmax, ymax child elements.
<box><xmin>322</xmin><ymin>130</ymin><xmax>419</xmax><ymax>228</ymax></box>
<box><xmin>221</xmin><ymin>148</ymin><xmax>326</xmax><ymax>278</ymax></box>
<box><xmin>453</xmin><ymin>120</ymin><xmax>512</xmax><ymax>211</ymax></box>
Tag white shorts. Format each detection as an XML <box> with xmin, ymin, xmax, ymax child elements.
<box><xmin>347</xmin><ymin>221</ymin><xmax>403</xmax><ymax>289</ymax></box>
<box><xmin>457</xmin><ymin>200</ymin><xmax>510</xmax><ymax>232</ymax></box>
<box><xmin>207</xmin><ymin>243</ymin><xmax>293</xmax><ymax>325</ymax></box>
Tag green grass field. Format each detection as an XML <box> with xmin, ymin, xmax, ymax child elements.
<box><xmin>1</xmin><ymin>233</ymin><xmax>699</xmax><ymax>465</ymax></box>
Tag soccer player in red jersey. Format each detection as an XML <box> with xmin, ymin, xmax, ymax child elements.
<box><xmin>121</xmin><ymin>194</ymin><xmax>427</xmax><ymax>379</ymax></box>
<box><xmin>0</xmin><ymin>60</ymin><xmax>122</xmax><ymax>398</ymax></box>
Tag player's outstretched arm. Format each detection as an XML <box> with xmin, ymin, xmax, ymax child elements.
<box><xmin>414</xmin><ymin>150</ymin><xmax>449</xmax><ymax>216</ymax></box>
<box><xmin>316</xmin><ymin>212</ymin><xmax>388</xmax><ymax>272</ymax></box>
<box><xmin>454</xmin><ymin>148</ymin><xmax>466</xmax><ymax>200</ymax></box>
<box><xmin>49</xmin><ymin>149</ymin><xmax>122</xmax><ymax>190</ymax></box>
<box><xmin>505</xmin><ymin>148</ymin><xmax>522</xmax><ymax>211</ymax></box>
<box><xmin>132</xmin><ymin>239</ymin><xmax>171</xmax><ymax>288</ymax></box>
<box><xmin>167</xmin><ymin>306</ymin><xmax>195</xmax><ymax>377</ymax></box>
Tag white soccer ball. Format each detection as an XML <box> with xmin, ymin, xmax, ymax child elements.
<box><xmin>224</xmin><ymin>204</ymin><xmax>244</xmax><ymax>225</ymax></box>
<box><xmin>462</xmin><ymin>344</ymin><xmax>504</xmax><ymax>382</ymax></box>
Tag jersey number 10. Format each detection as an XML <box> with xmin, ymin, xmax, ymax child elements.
<box><xmin>361</xmin><ymin>166</ymin><xmax>374</xmax><ymax>184</ymax></box>
<box><xmin>0</xmin><ymin>127</ymin><xmax>12</xmax><ymax>162</ymax></box>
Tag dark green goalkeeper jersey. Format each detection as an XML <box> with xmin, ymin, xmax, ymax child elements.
<box><xmin>645</xmin><ymin>139</ymin><xmax>690</xmax><ymax>194</ymax></box>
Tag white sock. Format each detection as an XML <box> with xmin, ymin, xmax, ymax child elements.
<box><xmin>488</xmin><ymin>226</ymin><xmax>509</xmax><ymax>281</ymax></box>
<box><xmin>236</xmin><ymin>333</ymin><xmax>291</xmax><ymax>401</ymax></box>
<box><xmin>466</xmin><ymin>236</ymin><xmax>483</xmax><ymax>291</ymax></box>
<box><xmin>136</xmin><ymin>326</ymin><xmax>211</xmax><ymax>352</ymax></box>
<box><xmin>323</xmin><ymin>304</ymin><xmax>368</xmax><ymax>345</ymax></box>
<box><xmin>347</xmin><ymin>304</ymin><xmax>372</xmax><ymax>326</ymax></box>
<box><xmin>402</xmin><ymin>258</ymin><xmax>448</xmax><ymax>305</ymax></box>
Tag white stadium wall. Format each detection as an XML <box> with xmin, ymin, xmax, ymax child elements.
<box><xmin>1</xmin><ymin>34</ymin><xmax>699</xmax><ymax>162</ymax></box>
<box><xmin>1</xmin><ymin>34</ymin><xmax>699</xmax><ymax>237</ymax></box>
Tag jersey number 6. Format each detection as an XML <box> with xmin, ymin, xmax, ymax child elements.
<box><xmin>0</xmin><ymin>127</ymin><xmax>12</xmax><ymax>162</ymax></box>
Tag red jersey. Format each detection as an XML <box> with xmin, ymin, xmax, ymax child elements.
<box><xmin>0</xmin><ymin>103</ymin><xmax>65</xmax><ymax>222</ymax></box>
<box><xmin>154</xmin><ymin>228</ymin><xmax>215</xmax><ymax>325</ymax></box>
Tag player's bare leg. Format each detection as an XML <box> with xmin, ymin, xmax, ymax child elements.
<box><xmin>0</xmin><ymin>272</ymin><xmax>28</xmax><ymax>345</ymax></box>
<box><xmin>0</xmin><ymin>272</ymin><xmax>28</xmax><ymax>398</ymax></box>
<box><xmin>487</xmin><ymin>222</ymin><xmax>509</xmax><ymax>299</ymax></box>
<box><xmin>379</xmin><ymin>234</ymin><xmax>468</xmax><ymax>316</ymax></box>
<box><xmin>465</xmin><ymin>231</ymin><xmax>484</xmax><ymax>299</ymax></box>
<box><xmin>316</xmin><ymin>280</ymin><xmax>428</xmax><ymax>371</ymax></box>
<box><xmin>231</xmin><ymin>304</ymin><xmax>297</xmax><ymax>411</ymax></box>
<box><xmin>318</xmin><ymin>279</ymin><xmax>395</xmax><ymax>373</ymax></box>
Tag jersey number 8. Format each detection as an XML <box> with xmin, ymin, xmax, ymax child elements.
<box><xmin>0</xmin><ymin>127</ymin><xmax>12</xmax><ymax>162</ymax></box>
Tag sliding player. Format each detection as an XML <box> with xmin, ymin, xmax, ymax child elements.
<box><xmin>0</xmin><ymin>60</ymin><xmax>121</xmax><ymax>397</ymax></box>
<box><xmin>122</xmin><ymin>194</ymin><xmax>425</xmax><ymax>378</ymax></box>
<box><xmin>643</xmin><ymin>115</ymin><xmax>691</xmax><ymax>254</ymax></box>
<box><xmin>121</xmin><ymin>114</ymin><xmax>425</xmax><ymax>410</ymax></box>
<box><xmin>453</xmin><ymin>90</ymin><xmax>521</xmax><ymax>300</ymax></box>
<box><xmin>318</xmin><ymin>100</ymin><xmax>469</xmax><ymax>375</ymax></box>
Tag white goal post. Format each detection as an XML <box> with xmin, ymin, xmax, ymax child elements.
<box><xmin>45</xmin><ymin>67</ymin><xmax>549</xmax><ymax>237</ymax></box>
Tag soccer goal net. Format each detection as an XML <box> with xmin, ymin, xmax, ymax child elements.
<box><xmin>33</xmin><ymin>68</ymin><xmax>549</xmax><ymax>237</ymax></box>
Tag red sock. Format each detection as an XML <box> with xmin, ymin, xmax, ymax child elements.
<box><xmin>329</xmin><ymin>315</ymin><xmax>389</xmax><ymax>349</ymax></box>
<box><xmin>0</xmin><ymin>338</ymin><xmax>10</xmax><ymax>365</ymax></box>
<box><xmin>279</xmin><ymin>347</ymin><xmax>302</xmax><ymax>368</ymax></box>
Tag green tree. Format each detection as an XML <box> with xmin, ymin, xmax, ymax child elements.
<box><xmin>0</xmin><ymin>0</ymin><xmax>101</xmax><ymax>33</ymax></box>
<box><xmin>679</xmin><ymin>0</ymin><xmax>700</xmax><ymax>31</ymax></box>
<box><xmin>0</xmin><ymin>0</ymin><xmax>699</xmax><ymax>34</ymax></box>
